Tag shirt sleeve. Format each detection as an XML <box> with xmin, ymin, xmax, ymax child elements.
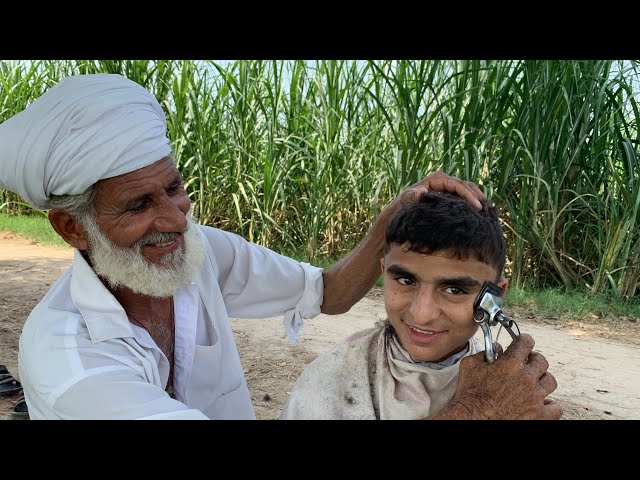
<box><xmin>199</xmin><ymin>226</ymin><xmax>324</xmax><ymax>344</ymax></box>
<box><xmin>282</xmin><ymin>261</ymin><xmax>323</xmax><ymax>344</ymax></box>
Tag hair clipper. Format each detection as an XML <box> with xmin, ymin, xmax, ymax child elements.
<box><xmin>473</xmin><ymin>281</ymin><xmax>520</xmax><ymax>363</ymax></box>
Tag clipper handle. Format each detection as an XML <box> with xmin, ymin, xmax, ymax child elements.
<box><xmin>473</xmin><ymin>281</ymin><xmax>507</xmax><ymax>363</ymax></box>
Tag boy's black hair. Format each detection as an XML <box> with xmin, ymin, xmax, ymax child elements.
<box><xmin>384</xmin><ymin>191</ymin><xmax>506</xmax><ymax>277</ymax></box>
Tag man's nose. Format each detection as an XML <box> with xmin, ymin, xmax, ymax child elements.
<box><xmin>409</xmin><ymin>287</ymin><xmax>441</xmax><ymax>323</ymax></box>
<box><xmin>153</xmin><ymin>193</ymin><xmax>189</xmax><ymax>232</ymax></box>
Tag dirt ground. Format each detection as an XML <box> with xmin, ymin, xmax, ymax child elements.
<box><xmin>2</xmin><ymin>231</ymin><xmax>640</xmax><ymax>420</ymax></box>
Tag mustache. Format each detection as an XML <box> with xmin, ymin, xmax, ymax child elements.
<box><xmin>135</xmin><ymin>223</ymin><xmax>191</xmax><ymax>248</ymax></box>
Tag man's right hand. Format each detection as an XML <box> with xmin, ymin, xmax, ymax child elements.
<box><xmin>432</xmin><ymin>333</ymin><xmax>563</xmax><ymax>420</ymax></box>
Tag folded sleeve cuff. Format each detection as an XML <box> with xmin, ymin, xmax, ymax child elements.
<box><xmin>283</xmin><ymin>262</ymin><xmax>324</xmax><ymax>345</ymax></box>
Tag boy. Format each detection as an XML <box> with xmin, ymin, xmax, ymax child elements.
<box><xmin>280</xmin><ymin>191</ymin><xmax>516</xmax><ymax>419</ymax></box>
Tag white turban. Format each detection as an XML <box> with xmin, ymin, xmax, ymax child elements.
<box><xmin>0</xmin><ymin>73</ymin><xmax>172</xmax><ymax>210</ymax></box>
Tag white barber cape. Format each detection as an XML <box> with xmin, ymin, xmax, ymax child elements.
<box><xmin>18</xmin><ymin>224</ymin><xmax>323</xmax><ymax>420</ymax></box>
<box><xmin>279</xmin><ymin>323</ymin><xmax>483</xmax><ymax>420</ymax></box>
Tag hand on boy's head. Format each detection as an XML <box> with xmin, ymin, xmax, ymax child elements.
<box><xmin>397</xmin><ymin>171</ymin><xmax>486</xmax><ymax>211</ymax></box>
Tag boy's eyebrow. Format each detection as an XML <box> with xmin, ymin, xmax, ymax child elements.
<box><xmin>386</xmin><ymin>264</ymin><xmax>483</xmax><ymax>289</ymax></box>
<box><xmin>385</xmin><ymin>264</ymin><xmax>418</xmax><ymax>280</ymax></box>
<box><xmin>434</xmin><ymin>276</ymin><xmax>482</xmax><ymax>288</ymax></box>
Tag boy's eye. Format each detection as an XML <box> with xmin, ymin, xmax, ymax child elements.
<box><xmin>396</xmin><ymin>276</ymin><xmax>415</xmax><ymax>286</ymax></box>
<box><xmin>444</xmin><ymin>286</ymin><xmax>466</xmax><ymax>295</ymax></box>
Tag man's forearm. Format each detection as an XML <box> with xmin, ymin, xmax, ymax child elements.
<box><xmin>320</xmin><ymin>209</ymin><xmax>391</xmax><ymax>315</ymax></box>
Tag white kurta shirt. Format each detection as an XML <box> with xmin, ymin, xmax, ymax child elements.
<box><xmin>18</xmin><ymin>225</ymin><xmax>324</xmax><ymax>420</ymax></box>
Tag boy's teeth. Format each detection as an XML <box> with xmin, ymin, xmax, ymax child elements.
<box><xmin>410</xmin><ymin>325</ymin><xmax>434</xmax><ymax>335</ymax></box>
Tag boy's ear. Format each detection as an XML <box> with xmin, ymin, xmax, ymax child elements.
<box><xmin>48</xmin><ymin>209</ymin><xmax>90</xmax><ymax>251</ymax></box>
<box><xmin>380</xmin><ymin>257</ymin><xmax>385</xmax><ymax>275</ymax></box>
<box><xmin>497</xmin><ymin>278</ymin><xmax>509</xmax><ymax>298</ymax></box>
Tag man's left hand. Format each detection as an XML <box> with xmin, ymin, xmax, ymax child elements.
<box><xmin>391</xmin><ymin>171</ymin><xmax>486</xmax><ymax>212</ymax></box>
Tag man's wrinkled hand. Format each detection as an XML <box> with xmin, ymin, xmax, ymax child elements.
<box><xmin>393</xmin><ymin>171</ymin><xmax>486</xmax><ymax>212</ymax></box>
<box><xmin>452</xmin><ymin>333</ymin><xmax>563</xmax><ymax>420</ymax></box>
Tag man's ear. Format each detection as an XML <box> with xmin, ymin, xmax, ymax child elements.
<box><xmin>497</xmin><ymin>278</ymin><xmax>509</xmax><ymax>298</ymax></box>
<box><xmin>380</xmin><ymin>257</ymin><xmax>385</xmax><ymax>275</ymax></box>
<box><xmin>48</xmin><ymin>209</ymin><xmax>89</xmax><ymax>251</ymax></box>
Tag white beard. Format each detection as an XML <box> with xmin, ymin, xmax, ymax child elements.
<box><xmin>81</xmin><ymin>209</ymin><xmax>205</xmax><ymax>298</ymax></box>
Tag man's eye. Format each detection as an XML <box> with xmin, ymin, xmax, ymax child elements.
<box><xmin>167</xmin><ymin>184</ymin><xmax>182</xmax><ymax>195</ymax></box>
<box><xmin>129</xmin><ymin>201</ymin><xmax>148</xmax><ymax>212</ymax></box>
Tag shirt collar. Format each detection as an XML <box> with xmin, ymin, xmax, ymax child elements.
<box><xmin>70</xmin><ymin>249</ymin><xmax>136</xmax><ymax>343</ymax></box>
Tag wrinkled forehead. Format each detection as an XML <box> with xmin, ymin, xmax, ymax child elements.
<box><xmin>93</xmin><ymin>156</ymin><xmax>181</xmax><ymax>206</ymax></box>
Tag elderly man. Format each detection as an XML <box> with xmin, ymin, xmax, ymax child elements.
<box><xmin>0</xmin><ymin>73</ymin><xmax>560</xmax><ymax>420</ymax></box>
